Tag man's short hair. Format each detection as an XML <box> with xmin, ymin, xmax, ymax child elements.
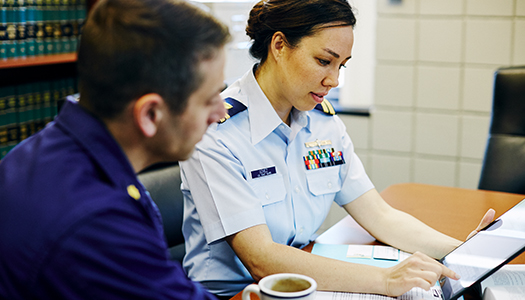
<box><xmin>77</xmin><ymin>0</ymin><xmax>230</xmax><ymax>119</ymax></box>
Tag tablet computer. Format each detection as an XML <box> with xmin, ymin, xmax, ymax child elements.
<box><xmin>440</xmin><ymin>198</ymin><xmax>525</xmax><ymax>300</ymax></box>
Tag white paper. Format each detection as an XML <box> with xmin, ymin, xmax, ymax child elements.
<box><xmin>373</xmin><ymin>246</ymin><xmax>399</xmax><ymax>261</ymax></box>
<box><xmin>347</xmin><ymin>245</ymin><xmax>374</xmax><ymax>258</ymax></box>
<box><xmin>483</xmin><ymin>286</ymin><xmax>525</xmax><ymax>300</ymax></box>
<box><xmin>316</xmin><ymin>286</ymin><xmax>443</xmax><ymax>300</ymax></box>
<box><xmin>481</xmin><ymin>265</ymin><xmax>525</xmax><ymax>300</ymax></box>
<box><xmin>482</xmin><ymin>264</ymin><xmax>525</xmax><ymax>288</ymax></box>
<box><xmin>398</xmin><ymin>250</ymin><xmax>412</xmax><ymax>261</ymax></box>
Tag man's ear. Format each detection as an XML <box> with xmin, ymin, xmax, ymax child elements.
<box><xmin>133</xmin><ymin>93</ymin><xmax>164</xmax><ymax>138</ymax></box>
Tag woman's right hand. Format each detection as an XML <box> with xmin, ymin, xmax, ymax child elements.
<box><xmin>381</xmin><ymin>251</ymin><xmax>460</xmax><ymax>297</ymax></box>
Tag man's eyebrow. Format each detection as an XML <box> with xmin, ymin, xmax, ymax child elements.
<box><xmin>323</xmin><ymin>48</ymin><xmax>352</xmax><ymax>60</ymax></box>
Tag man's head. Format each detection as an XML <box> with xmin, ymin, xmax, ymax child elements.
<box><xmin>76</xmin><ymin>0</ymin><xmax>230</xmax><ymax>166</ymax></box>
<box><xmin>77</xmin><ymin>0</ymin><xmax>230</xmax><ymax>119</ymax></box>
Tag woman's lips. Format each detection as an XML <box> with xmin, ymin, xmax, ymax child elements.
<box><xmin>311</xmin><ymin>92</ymin><xmax>327</xmax><ymax>104</ymax></box>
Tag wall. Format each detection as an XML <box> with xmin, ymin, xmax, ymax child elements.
<box><xmin>201</xmin><ymin>1</ymin><xmax>258</xmax><ymax>85</ymax></box>
<box><xmin>369</xmin><ymin>0</ymin><xmax>525</xmax><ymax>191</ymax></box>
<box><xmin>340</xmin><ymin>0</ymin><xmax>377</xmax><ymax>109</ymax></box>
<box><xmin>319</xmin><ymin>0</ymin><xmax>525</xmax><ymax>233</ymax></box>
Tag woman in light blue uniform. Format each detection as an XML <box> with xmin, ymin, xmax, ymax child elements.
<box><xmin>180</xmin><ymin>0</ymin><xmax>494</xmax><ymax>298</ymax></box>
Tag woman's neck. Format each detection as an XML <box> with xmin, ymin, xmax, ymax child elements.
<box><xmin>254</xmin><ymin>62</ymin><xmax>292</xmax><ymax>126</ymax></box>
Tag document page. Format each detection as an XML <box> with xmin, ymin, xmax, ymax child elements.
<box><xmin>481</xmin><ymin>264</ymin><xmax>525</xmax><ymax>288</ymax></box>
<box><xmin>313</xmin><ymin>244</ymin><xmax>412</xmax><ymax>269</ymax></box>
<box><xmin>482</xmin><ymin>286</ymin><xmax>525</xmax><ymax>300</ymax></box>
<box><xmin>316</xmin><ymin>286</ymin><xmax>443</xmax><ymax>300</ymax></box>
<box><xmin>481</xmin><ymin>265</ymin><xmax>525</xmax><ymax>300</ymax></box>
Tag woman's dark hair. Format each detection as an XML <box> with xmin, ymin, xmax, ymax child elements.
<box><xmin>77</xmin><ymin>0</ymin><xmax>230</xmax><ymax>119</ymax></box>
<box><xmin>246</xmin><ymin>0</ymin><xmax>356</xmax><ymax>64</ymax></box>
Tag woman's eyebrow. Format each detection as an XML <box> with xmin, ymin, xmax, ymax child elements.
<box><xmin>323</xmin><ymin>48</ymin><xmax>351</xmax><ymax>60</ymax></box>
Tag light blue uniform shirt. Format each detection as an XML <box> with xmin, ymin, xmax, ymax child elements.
<box><xmin>180</xmin><ymin>66</ymin><xmax>374</xmax><ymax>297</ymax></box>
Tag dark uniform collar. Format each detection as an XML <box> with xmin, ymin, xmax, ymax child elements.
<box><xmin>54</xmin><ymin>97</ymin><xmax>136</xmax><ymax>189</ymax></box>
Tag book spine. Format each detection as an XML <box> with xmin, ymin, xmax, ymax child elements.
<box><xmin>5</xmin><ymin>0</ymin><xmax>17</xmax><ymax>58</ymax></box>
<box><xmin>5</xmin><ymin>86</ymin><xmax>18</xmax><ymax>155</ymax></box>
<box><xmin>16</xmin><ymin>0</ymin><xmax>26</xmax><ymax>58</ymax></box>
<box><xmin>0</xmin><ymin>86</ymin><xmax>8</xmax><ymax>159</ymax></box>
<box><xmin>40</xmin><ymin>80</ymin><xmax>52</xmax><ymax>124</ymax></box>
<box><xmin>50</xmin><ymin>78</ymin><xmax>61</xmax><ymax>117</ymax></box>
<box><xmin>51</xmin><ymin>0</ymin><xmax>60</xmax><ymax>54</ymax></box>
<box><xmin>25</xmin><ymin>82</ymin><xmax>37</xmax><ymax>136</ymax></box>
<box><xmin>15</xmin><ymin>83</ymin><xmax>29</xmax><ymax>142</ymax></box>
<box><xmin>43</xmin><ymin>0</ymin><xmax>53</xmax><ymax>54</ymax></box>
<box><xmin>32</xmin><ymin>81</ymin><xmax>43</xmax><ymax>132</ymax></box>
<box><xmin>66</xmin><ymin>76</ymin><xmax>76</xmax><ymax>95</ymax></box>
<box><xmin>58</xmin><ymin>0</ymin><xmax>68</xmax><ymax>53</ymax></box>
<box><xmin>0</xmin><ymin>4</ymin><xmax>7</xmax><ymax>60</ymax></box>
<box><xmin>67</xmin><ymin>0</ymin><xmax>75</xmax><ymax>51</ymax></box>
<box><xmin>35</xmin><ymin>0</ymin><xmax>44</xmax><ymax>55</ymax></box>
<box><xmin>25</xmin><ymin>0</ymin><xmax>36</xmax><ymax>57</ymax></box>
<box><xmin>74</xmin><ymin>0</ymin><xmax>84</xmax><ymax>49</ymax></box>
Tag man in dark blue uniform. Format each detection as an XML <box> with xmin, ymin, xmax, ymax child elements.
<box><xmin>0</xmin><ymin>0</ymin><xmax>229</xmax><ymax>299</ymax></box>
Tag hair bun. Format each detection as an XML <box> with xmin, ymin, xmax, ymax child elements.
<box><xmin>245</xmin><ymin>0</ymin><xmax>356</xmax><ymax>64</ymax></box>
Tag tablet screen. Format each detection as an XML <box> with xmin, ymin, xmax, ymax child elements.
<box><xmin>440</xmin><ymin>199</ymin><xmax>525</xmax><ymax>300</ymax></box>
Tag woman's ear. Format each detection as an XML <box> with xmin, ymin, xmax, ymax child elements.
<box><xmin>133</xmin><ymin>93</ymin><xmax>164</xmax><ymax>138</ymax></box>
<box><xmin>269</xmin><ymin>31</ymin><xmax>287</xmax><ymax>61</ymax></box>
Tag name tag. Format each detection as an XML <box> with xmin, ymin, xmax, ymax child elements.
<box><xmin>251</xmin><ymin>166</ymin><xmax>277</xmax><ymax>179</ymax></box>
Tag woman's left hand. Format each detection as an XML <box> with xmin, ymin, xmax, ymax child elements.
<box><xmin>466</xmin><ymin>209</ymin><xmax>496</xmax><ymax>240</ymax></box>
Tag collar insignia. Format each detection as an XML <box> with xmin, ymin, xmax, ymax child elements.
<box><xmin>127</xmin><ymin>184</ymin><xmax>141</xmax><ymax>200</ymax></box>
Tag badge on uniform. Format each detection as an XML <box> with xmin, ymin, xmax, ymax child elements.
<box><xmin>304</xmin><ymin>139</ymin><xmax>332</xmax><ymax>148</ymax></box>
<box><xmin>303</xmin><ymin>147</ymin><xmax>345</xmax><ymax>170</ymax></box>
<box><xmin>251</xmin><ymin>166</ymin><xmax>277</xmax><ymax>179</ymax></box>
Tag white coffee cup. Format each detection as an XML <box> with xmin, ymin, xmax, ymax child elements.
<box><xmin>242</xmin><ymin>273</ymin><xmax>317</xmax><ymax>300</ymax></box>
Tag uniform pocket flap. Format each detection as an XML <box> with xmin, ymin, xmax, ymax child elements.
<box><xmin>249</xmin><ymin>173</ymin><xmax>286</xmax><ymax>206</ymax></box>
<box><xmin>306</xmin><ymin>167</ymin><xmax>341</xmax><ymax>196</ymax></box>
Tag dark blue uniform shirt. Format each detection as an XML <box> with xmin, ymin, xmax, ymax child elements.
<box><xmin>0</xmin><ymin>98</ymin><xmax>216</xmax><ymax>300</ymax></box>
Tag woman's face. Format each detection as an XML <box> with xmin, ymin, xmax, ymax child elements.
<box><xmin>276</xmin><ymin>25</ymin><xmax>354</xmax><ymax>112</ymax></box>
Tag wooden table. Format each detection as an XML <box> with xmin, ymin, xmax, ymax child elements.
<box><xmin>230</xmin><ymin>183</ymin><xmax>525</xmax><ymax>299</ymax></box>
<box><xmin>318</xmin><ymin>183</ymin><xmax>525</xmax><ymax>263</ymax></box>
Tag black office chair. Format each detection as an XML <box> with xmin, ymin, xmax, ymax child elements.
<box><xmin>137</xmin><ymin>162</ymin><xmax>186</xmax><ymax>262</ymax></box>
<box><xmin>478</xmin><ymin>66</ymin><xmax>525</xmax><ymax>194</ymax></box>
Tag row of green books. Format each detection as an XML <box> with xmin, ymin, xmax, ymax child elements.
<box><xmin>0</xmin><ymin>77</ymin><xmax>78</xmax><ymax>159</ymax></box>
<box><xmin>0</xmin><ymin>0</ymin><xmax>87</xmax><ymax>59</ymax></box>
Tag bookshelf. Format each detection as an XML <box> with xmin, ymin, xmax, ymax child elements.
<box><xmin>0</xmin><ymin>53</ymin><xmax>76</xmax><ymax>69</ymax></box>
<box><xmin>0</xmin><ymin>0</ymin><xmax>97</xmax><ymax>159</ymax></box>
<box><xmin>0</xmin><ymin>0</ymin><xmax>98</xmax><ymax>74</ymax></box>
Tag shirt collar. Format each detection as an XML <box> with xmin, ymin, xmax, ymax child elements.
<box><xmin>291</xmin><ymin>108</ymin><xmax>310</xmax><ymax>130</ymax></box>
<box><xmin>55</xmin><ymin>98</ymin><xmax>136</xmax><ymax>187</ymax></box>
